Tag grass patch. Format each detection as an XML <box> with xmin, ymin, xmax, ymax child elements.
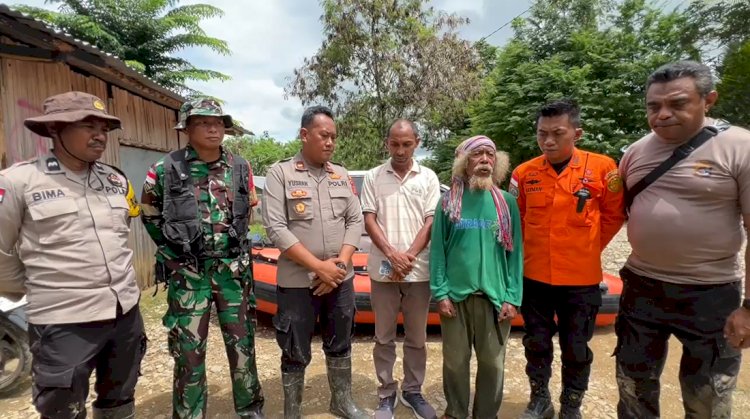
<box><xmin>139</xmin><ymin>287</ymin><xmax>168</xmax><ymax>323</ymax></box>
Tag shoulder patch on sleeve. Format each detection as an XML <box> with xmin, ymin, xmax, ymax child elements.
<box><xmin>509</xmin><ymin>171</ymin><xmax>520</xmax><ymax>197</ymax></box>
<box><xmin>0</xmin><ymin>187</ymin><xmax>6</xmax><ymax>203</ymax></box>
<box><xmin>605</xmin><ymin>169</ymin><xmax>623</xmax><ymax>193</ymax></box>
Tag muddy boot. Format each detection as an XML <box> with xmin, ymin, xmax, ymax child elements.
<box><xmin>92</xmin><ymin>402</ymin><xmax>135</xmax><ymax>419</ymax></box>
<box><xmin>326</xmin><ymin>356</ymin><xmax>368</xmax><ymax>419</ymax></box>
<box><xmin>558</xmin><ymin>388</ymin><xmax>584</xmax><ymax>419</ymax></box>
<box><xmin>237</xmin><ymin>403</ymin><xmax>265</xmax><ymax>419</ymax></box>
<box><xmin>519</xmin><ymin>380</ymin><xmax>554</xmax><ymax>419</ymax></box>
<box><xmin>282</xmin><ymin>371</ymin><xmax>305</xmax><ymax>419</ymax></box>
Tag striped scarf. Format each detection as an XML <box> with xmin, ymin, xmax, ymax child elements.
<box><xmin>442</xmin><ymin>135</ymin><xmax>514</xmax><ymax>251</ymax></box>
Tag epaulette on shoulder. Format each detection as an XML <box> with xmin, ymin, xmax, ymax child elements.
<box><xmin>279</xmin><ymin>157</ymin><xmax>293</xmax><ymax>163</ymax></box>
<box><xmin>329</xmin><ymin>160</ymin><xmax>345</xmax><ymax>167</ymax></box>
<box><xmin>1</xmin><ymin>157</ymin><xmax>38</xmax><ymax>174</ymax></box>
<box><xmin>96</xmin><ymin>161</ymin><xmax>129</xmax><ymax>181</ymax></box>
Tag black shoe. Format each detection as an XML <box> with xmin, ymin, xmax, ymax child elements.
<box><xmin>558</xmin><ymin>388</ymin><xmax>584</xmax><ymax>419</ymax></box>
<box><xmin>399</xmin><ymin>391</ymin><xmax>437</xmax><ymax>419</ymax></box>
<box><xmin>519</xmin><ymin>380</ymin><xmax>554</xmax><ymax>419</ymax></box>
<box><xmin>374</xmin><ymin>394</ymin><xmax>398</xmax><ymax>419</ymax></box>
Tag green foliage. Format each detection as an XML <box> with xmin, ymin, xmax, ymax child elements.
<box><xmin>713</xmin><ymin>41</ymin><xmax>750</xmax><ymax>128</ymax></box>
<box><xmin>421</xmin><ymin>136</ymin><xmax>463</xmax><ymax>184</ymax></box>
<box><xmin>14</xmin><ymin>0</ymin><xmax>230</xmax><ymax>95</ymax></box>
<box><xmin>466</xmin><ymin>0</ymin><xmax>699</xmax><ymax>168</ymax></box>
<box><xmin>686</xmin><ymin>0</ymin><xmax>750</xmax><ymax>126</ymax></box>
<box><xmin>223</xmin><ymin>134</ymin><xmax>300</xmax><ymax>176</ymax></box>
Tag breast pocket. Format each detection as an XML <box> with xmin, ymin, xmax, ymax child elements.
<box><xmin>27</xmin><ymin>198</ymin><xmax>83</xmax><ymax>244</ymax></box>
<box><xmin>286</xmin><ymin>188</ymin><xmax>313</xmax><ymax>221</ymax></box>
<box><xmin>525</xmin><ymin>193</ymin><xmax>548</xmax><ymax>225</ymax></box>
<box><xmin>568</xmin><ymin>182</ymin><xmax>600</xmax><ymax>227</ymax></box>
<box><xmin>329</xmin><ymin>187</ymin><xmax>351</xmax><ymax>218</ymax></box>
<box><xmin>106</xmin><ymin>194</ymin><xmax>130</xmax><ymax>233</ymax></box>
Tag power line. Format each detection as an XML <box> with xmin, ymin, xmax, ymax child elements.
<box><xmin>478</xmin><ymin>5</ymin><xmax>534</xmax><ymax>43</ymax></box>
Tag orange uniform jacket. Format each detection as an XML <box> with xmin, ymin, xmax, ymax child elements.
<box><xmin>510</xmin><ymin>148</ymin><xmax>625</xmax><ymax>286</ymax></box>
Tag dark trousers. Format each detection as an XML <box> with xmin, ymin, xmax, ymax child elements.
<box><xmin>615</xmin><ymin>268</ymin><xmax>742</xmax><ymax>419</ymax></box>
<box><xmin>521</xmin><ymin>278</ymin><xmax>601</xmax><ymax>392</ymax></box>
<box><xmin>29</xmin><ymin>304</ymin><xmax>147</xmax><ymax>419</ymax></box>
<box><xmin>273</xmin><ymin>278</ymin><xmax>356</xmax><ymax>373</ymax></box>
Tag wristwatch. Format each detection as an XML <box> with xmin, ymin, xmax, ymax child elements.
<box><xmin>742</xmin><ymin>298</ymin><xmax>750</xmax><ymax>311</ymax></box>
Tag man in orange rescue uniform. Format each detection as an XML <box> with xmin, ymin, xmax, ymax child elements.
<box><xmin>510</xmin><ymin>99</ymin><xmax>625</xmax><ymax>419</ymax></box>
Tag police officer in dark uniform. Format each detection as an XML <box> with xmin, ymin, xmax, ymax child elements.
<box><xmin>0</xmin><ymin>91</ymin><xmax>145</xmax><ymax>419</ymax></box>
<box><xmin>262</xmin><ymin>105</ymin><xmax>366</xmax><ymax>419</ymax></box>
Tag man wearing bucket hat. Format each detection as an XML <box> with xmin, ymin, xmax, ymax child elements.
<box><xmin>140</xmin><ymin>98</ymin><xmax>264</xmax><ymax>418</ymax></box>
<box><xmin>429</xmin><ymin>135</ymin><xmax>524</xmax><ymax>419</ymax></box>
<box><xmin>0</xmin><ymin>91</ymin><xmax>146</xmax><ymax>419</ymax></box>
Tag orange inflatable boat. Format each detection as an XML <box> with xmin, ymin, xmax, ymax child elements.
<box><xmin>251</xmin><ymin>247</ymin><xmax>621</xmax><ymax>327</ymax></box>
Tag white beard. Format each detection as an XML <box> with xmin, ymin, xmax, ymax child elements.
<box><xmin>469</xmin><ymin>175</ymin><xmax>493</xmax><ymax>191</ymax></box>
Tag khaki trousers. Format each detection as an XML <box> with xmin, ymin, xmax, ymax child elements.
<box><xmin>371</xmin><ymin>280</ymin><xmax>432</xmax><ymax>397</ymax></box>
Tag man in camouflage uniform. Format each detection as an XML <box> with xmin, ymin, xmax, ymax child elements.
<box><xmin>140</xmin><ymin>98</ymin><xmax>264</xmax><ymax>419</ymax></box>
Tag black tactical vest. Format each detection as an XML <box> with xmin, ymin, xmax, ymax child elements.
<box><xmin>161</xmin><ymin>150</ymin><xmax>251</xmax><ymax>259</ymax></box>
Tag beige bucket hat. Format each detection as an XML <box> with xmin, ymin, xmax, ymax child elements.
<box><xmin>24</xmin><ymin>91</ymin><xmax>121</xmax><ymax>138</ymax></box>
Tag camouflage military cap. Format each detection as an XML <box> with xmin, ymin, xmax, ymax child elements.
<box><xmin>174</xmin><ymin>97</ymin><xmax>233</xmax><ymax>130</ymax></box>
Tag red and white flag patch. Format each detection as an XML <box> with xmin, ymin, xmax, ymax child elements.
<box><xmin>0</xmin><ymin>188</ymin><xmax>5</xmax><ymax>204</ymax></box>
<box><xmin>145</xmin><ymin>168</ymin><xmax>157</xmax><ymax>185</ymax></box>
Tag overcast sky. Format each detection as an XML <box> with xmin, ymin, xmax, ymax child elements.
<box><xmin>14</xmin><ymin>0</ymin><xmax>534</xmax><ymax>141</ymax></box>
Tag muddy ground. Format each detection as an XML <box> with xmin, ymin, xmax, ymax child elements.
<box><xmin>2</xmin><ymin>229</ymin><xmax>749</xmax><ymax>418</ymax></box>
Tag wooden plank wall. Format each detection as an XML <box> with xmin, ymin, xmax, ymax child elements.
<box><xmin>0</xmin><ymin>59</ymin><xmax>68</xmax><ymax>166</ymax></box>
<box><xmin>112</xmin><ymin>86</ymin><xmax>179</xmax><ymax>151</ymax></box>
<box><xmin>0</xmin><ymin>57</ymin><xmax>183</xmax><ymax>289</ymax></box>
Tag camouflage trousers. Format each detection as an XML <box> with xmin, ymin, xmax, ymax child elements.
<box><xmin>614</xmin><ymin>268</ymin><xmax>741</xmax><ymax>419</ymax></box>
<box><xmin>163</xmin><ymin>257</ymin><xmax>264</xmax><ymax>419</ymax></box>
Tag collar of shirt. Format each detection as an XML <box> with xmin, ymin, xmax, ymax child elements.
<box><xmin>39</xmin><ymin>153</ymin><xmax>97</xmax><ymax>187</ymax></box>
<box><xmin>293</xmin><ymin>152</ymin><xmax>335</xmax><ymax>173</ymax></box>
<box><xmin>385</xmin><ymin>158</ymin><xmax>421</xmax><ymax>177</ymax></box>
<box><xmin>541</xmin><ymin>147</ymin><xmax>584</xmax><ymax>173</ymax></box>
<box><xmin>184</xmin><ymin>145</ymin><xmax>230</xmax><ymax>167</ymax></box>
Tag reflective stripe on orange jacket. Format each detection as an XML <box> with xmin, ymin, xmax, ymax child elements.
<box><xmin>509</xmin><ymin>148</ymin><xmax>625</xmax><ymax>286</ymax></box>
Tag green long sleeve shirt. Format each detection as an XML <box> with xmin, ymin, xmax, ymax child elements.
<box><xmin>429</xmin><ymin>188</ymin><xmax>524</xmax><ymax>309</ymax></box>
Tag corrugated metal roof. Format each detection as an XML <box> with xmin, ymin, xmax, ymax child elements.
<box><xmin>0</xmin><ymin>3</ymin><xmax>186</xmax><ymax>104</ymax></box>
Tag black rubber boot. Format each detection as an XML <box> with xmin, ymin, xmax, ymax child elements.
<box><xmin>92</xmin><ymin>402</ymin><xmax>135</xmax><ymax>419</ymax></box>
<box><xmin>558</xmin><ymin>388</ymin><xmax>584</xmax><ymax>419</ymax></box>
<box><xmin>326</xmin><ymin>356</ymin><xmax>368</xmax><ymax>419</ymax></box>
<box><xmin>518</xmin><ymin>380</ymin><xmax>555</xmax><ymax>419</ymax></box>
<box><xmin>282</xmin><ymin>371</ymin><xmax>305</xmax><ymax>419</ymax></box>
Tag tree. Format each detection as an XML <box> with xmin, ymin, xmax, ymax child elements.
<box><xmin>686</xmin><ymin>0</ymin><xmax>750</xmax><ymax>126</ymax></box>
<box><xmin>465</xmin><ymin>0</ymin><xmax>699</xmax><ymax>168</ymax></box>
<box><xmin>223</xmin><ymin>134</ymin><xmax>300</xmax><ymax>176</ymax></box>
<box><xmin>287</xmin><ymin>0</ymin><xmax>484</xmax><ymax>168</ymax></box>
<box><xmin>713</xmin><ymin>42</ymin><xmax>750</xmax><ymax>127</ymax></box>
<box><xmin>14</xmin><ymin>0</ymin><xmax>230</xmax><ymax>95</ymax></box>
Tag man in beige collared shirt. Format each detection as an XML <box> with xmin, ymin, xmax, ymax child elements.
<box><xmin>0</xmin><ymin>92</ymin><xmax>145</xmax><ymax>419</ymax></box>
<box><xmin>361</xmin><ymin>120</ymin><xmax>441</xmax><ymax>419</ymax></box>
<box><xmin>262</xmin><ymin>105</ymin><xmax>366</xmax><ymax>419</ymax></box>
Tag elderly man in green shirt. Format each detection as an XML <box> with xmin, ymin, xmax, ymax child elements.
<box><xmin>430</xmin><ymin>135</ymin><xmax>524</xmax><ymax>419</ymax></box>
